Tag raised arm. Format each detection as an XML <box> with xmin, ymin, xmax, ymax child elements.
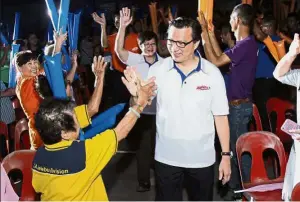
<box><xmin>53</xmin><ymin>29</ymin><xmax>68</xmax><ymax>56</ymax></box>
<box><xmin>114</xmin><ymin>77</ymin><xmax>156</xmax><ymax>141</ymax></box>
<box><xmin>65</xmin><ymin>51</ymin><xmax>79</xmax><ymax>83</ymax></box>
<box><xmin>92</xmin><ymin>13</ymin><xmax>108</xmax><ymax>48</ymax></box>
<box><xmin>199</xmin><ymin>12</ymin><xmax>231</xmax><ymax>67</ymax></box>
<box><xmin>207</xmin><ymin>21</ymin><xmax>223</xmax><ymax>57</ymax></box>
<box><xmin>273</xmin><ymin>34</ymin><xmax>300</xmax><ymax>81</ymax></box>
<box><xmin>86</xmin><ymin>55</ymin><xmax>107</xmax><ymax>118</ymax></box>
<box><xmin>115</xmin><ymin>7</ymin><xmax>133</xmax><ymax>63</ymax></box>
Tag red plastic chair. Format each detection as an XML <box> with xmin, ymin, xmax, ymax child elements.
<box><xmin>15</xmin><ymin>118</ymin><xmax>31</xmax><ymax>150</ymax></box>
<box><xmin>266</xmin><ymin>98</ymin><xmax>295</xmax><ymax>145</ymax></box>
<box><xmin>11</xmin><ymin>97</ymin><xmax>26</xmax><ymax>121</ymax></box>
<box><xmin>0</xmin><ymin>121</ymin><xmax>9</xmax><ymax>160</ymax></box>
<box><xmin>2</xmin><ymin>150</ymin><xmax>38</xmax><ymax>201</ymax></box>
<box><xmin>292</xmin><ymin>182</ymin><xmax>300</xmax><ymax>201</ymax></box>
<box><xmin>249</xmin><ymin>104</ymin><xmax>263</xmax><ymax>131</ymax></box>
<box><xmin>236</xmin><ymin>131</ymin><xmax>287</xmax><ymax>201</ymax></box>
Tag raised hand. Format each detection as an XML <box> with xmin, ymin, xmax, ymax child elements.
<box><xmin>136</xmin><ymin>79</ymin><xmax>157</xmax><ymax>108</ymax></box>
<box><xmin>92</xmin><ymin>55</ymin><xmax>107</xmax><ymax>79</ymax></box>
<box><xmin>54</xmin><ymin>28</ymin><xmax>68</xmax><ymax>44</ymax></box>
<box><xmin>288</xmin><ymin>33</ymin><xmax>300</xmax><ymax>57</ymax></box>
<box><xmin>71</xmin><ymin>50</ymin><xmax>79</xmax><ymax>67</ymax></box>
<box><xmin>120</xmin><ymin>7</ymin><xmax>133</xmax><ymax>28</ymax></box>
<box><xmin>197</xmin><ymin>11</ymin><xmax>208</xmax><ymax>30</ymax></box>
<box><xmin>122</xmin><ymin>66</ymin><xmax>156</xmax><ymax>100</ymax></box>
<box><xmin>92</xmin><ymin>12</ymin><xmax>106</xmax><ymax>27</ymax></box>
<box><xmin>122</xmin><ymin>66</ymin><xmax>140</xmax><ymax>97</ymax></box>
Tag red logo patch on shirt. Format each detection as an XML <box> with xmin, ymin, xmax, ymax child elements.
<box><xmin>196</xmin><ymin>85</ymin><xmax>210</xmax><ymax>90</ymax></box>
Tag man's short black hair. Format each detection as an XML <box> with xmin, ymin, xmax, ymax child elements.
<box><xmin>262</xmin><ymin>15</ymin><xmax>278</xmax><ymax>31</ymax></box>
<box><xmin>232</xmin><ymin>3</ymin><xmax>255</xmax><ymax>27</ymax></box>
<box><xmin>35</xmin><ymin>98</ymin><xmax>76</xmax><ymax>145</ymax></box>
<box><xmin>138</xmin><ymin>31</ymin><xmax>158</xmax><ymax>45</ymax></box>
<box><xmin>168</xmin><ymin>17</ymin><xmax>202</xmax><ymax>42</ymax></box>
<box><xmin>15</xmin><ymin>51</ymin><xmax>37</xmax><ymax>68</ymax></box>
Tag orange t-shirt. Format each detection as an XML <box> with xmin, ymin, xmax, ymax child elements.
<box><xmin>16</xmin><ymin>76</ymin><xmax>43</xmax><ymax>150</ymax></box>
<box><xmin>107</xmin><ymin>33</ymin><xmax>140</xmax><ymax>73</ymax></box>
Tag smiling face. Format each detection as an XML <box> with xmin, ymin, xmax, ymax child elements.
<box><xmin>19</xmin><ymin>59</ymin><xmax>39</xmax><ymax>77</ymax></box>
<box><xmin>167</xmin><ymin>26</ymin><xmax>198</xmax><ymax>63</ymax></box>
<box><xmin>139</xmin><ymin>38</ymin><xmax>157</xmax><ymax>57</ymax></box>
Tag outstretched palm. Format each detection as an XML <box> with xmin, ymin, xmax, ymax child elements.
<box><xmin>120</xmin><ymin>7</ymin><xmax>133</xmax><ymax>28</ymax></box>
<box><xmin>92</xmin><ymin>13</ymin><xmax>106</xmax><ymax>27</ymax></box>
<box><xmin>122</xmin><ymin>66</ymin><xmax>155</xmax><ymax>98</ymax></box>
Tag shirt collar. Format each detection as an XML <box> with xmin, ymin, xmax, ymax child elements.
<box><xmin>169</xmin><ymin>50</ymin><xmax>202</xmax><ymax>71</ymax></box>
<box><xmin>144</xmin><ymin>53</ymin><xmax>159</xmax><ymax>67</ymax></box>
<box><xmin>45</xmin><ymin>140</ymin><xmax>73</xmax><ymax>151</ymax></box>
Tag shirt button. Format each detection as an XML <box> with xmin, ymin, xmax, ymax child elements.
<box><xmin>184</xmin><ymin>82</ymin><xmax>187</xmax><ymax>84</ymax></box>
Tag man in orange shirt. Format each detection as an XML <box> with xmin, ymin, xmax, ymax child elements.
<box><xmin>92</xmin><ymin>10</ymin><xmax>140</xmax><ymax>103</ymax></box>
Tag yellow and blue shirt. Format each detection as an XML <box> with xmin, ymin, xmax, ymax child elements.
<box><xmin>32</xmin><ymin>105</ymin><xmax>118</xmax><ymax>201</ymax></box>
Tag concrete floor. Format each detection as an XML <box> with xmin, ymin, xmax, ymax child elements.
<box><xmin>102</xmin><ymin>141</ymin><xmax>226</xmax><ymax>201</ymax></box>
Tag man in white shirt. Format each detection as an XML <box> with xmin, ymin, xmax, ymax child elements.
<box><xmin>114</xmin><ymin>7</ymin><xmax>163</xmax><ymax>192</ymax></box>
<box><xmin>122</xmin><ymin>17</ymin><xmax>231</xmax><ymax>200</ymax></box>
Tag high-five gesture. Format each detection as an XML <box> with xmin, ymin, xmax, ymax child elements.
<box><xmin>289</xmin><ymin>33</ymin><xmax>300</xmax><ymax>57</ymax></box>
<box><xmin>120</xmin><ymin>7</ymin><xmax>133</xmax><ymax>28</ymax></box>
<box><xmin>92</xmin><ymin>12</ymin><xmax>106</xmax><ymax>27</ymax></box>
<box><xmin>122</xmin><ymin>66</ymin><xmax>156</xmax><ymax>105</ymax></box>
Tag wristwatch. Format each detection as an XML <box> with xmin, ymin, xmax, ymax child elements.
<box><xmin>221</xmin><ymin>151</ymin><xmax>233</xmax><ymax>158</ymax></box>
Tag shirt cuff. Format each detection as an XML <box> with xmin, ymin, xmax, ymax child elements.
<box><xmin>74</xmin><ymin>105</ymin><xmax>91</xmax><ymax>129</ymax></box>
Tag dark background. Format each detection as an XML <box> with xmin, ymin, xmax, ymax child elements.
<box><xmin>0</xmin><ymin>0</ymin><xmax>271</xmax><ymax>40</ymax></box>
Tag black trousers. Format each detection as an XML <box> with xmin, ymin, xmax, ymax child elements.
<box><xmin>155</xmin><ymin>161</ymin><xmax>214</xmax><ymax>201</ymax></box>
<box><xmin>134</xmin><ymin>114</ymin><xmax>156</xmax><ymax>183</ymax></box>
<box><xmin>253</xmin><ymin>78</ymin><xmax>277</xmax><ymax>131</ymax></box>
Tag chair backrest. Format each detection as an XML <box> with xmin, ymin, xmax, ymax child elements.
<box><xmin>292</xmin><ymin>182</ymin><xmax>300</xmax><ymax>201</ymax></box>
<box><xmin>251</xmin><ymin>104</ymin><xmax>263</xmax><ymax>131</ymax></box>
<box><xmin>11</xmin><ymin>97</ymin><xmax>26</xmax><ymax>121</ymax></box>
<box><xmin>266</xmin><ymin>97</ymin><xmax>295</xmax><ymax>144</ymax></box>
<box><xmin>15</xmin><ymin>118</ymin><xmax>30</xmax><ymax>150</ymax></box>
<box><xmin>236</xmin><ymin>131</ymin><xmax>287</xmax><ymax>189</ymax></box>
<box><xmin>2</xmin><ymin>150</ymin><xmax>37</xmax><ymax>201</ymax></box>
<box><xmin>0</xmin><ymin>121</ymin><xmax>9</xmax><ymax>160</ymax></box>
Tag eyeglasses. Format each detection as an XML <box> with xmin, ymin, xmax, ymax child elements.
<box><xmin>144</xmin><ymin>43</ymin><xmax>157</xmax><ymax>47</ymax></box>
<box><xmin>167</xmin><ymin>39</ymin><xmax>194</xmax><ymax>48</ymax></box>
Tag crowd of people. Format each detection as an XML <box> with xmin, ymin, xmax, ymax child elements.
<box><xmin>1</xmin><ymin>1</ymin><xmax>300</xmax><ymax>201</ymax></box>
